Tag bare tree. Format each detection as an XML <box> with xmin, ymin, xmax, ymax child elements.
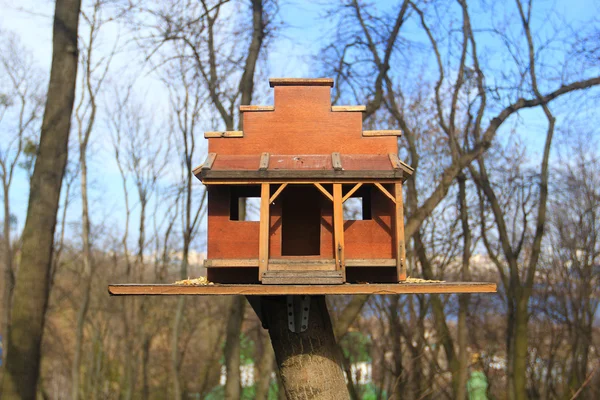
<box><xmin>136</xmin><ymin>1</ymin><xmax>278</xmax><ymax>396</ymax></box>
<box><xmin>108</xmin><ymin>85</ymin><xmax>171</xmax><ymax>398</ymax></box>
<box><xmin>537</xmin><ymin>143</ymin><xmax>600</xmax><ymax>398</ymax></box>
<box><xmin>70</xmin><ymin>2</ymin><xmax>120</xmax><ymax>397</ymax></box>
<box><xmin>159</xmin><ymin>53</ymin><xmax>207</xmax><ymax>399</ymax></box>
<box><xmin>0</xmin><ymin>29</ymin><xmax>44</xmax><ymax>373</ymax></box>
<box><xmin>321</xmin><ymin>1</ymin><xmax>600</xmax><ymax>398</ymax></box>
<box><xmin>1</xmin><ymin>0</ymin><xmax>81</xmax><ymax>397</ymax></box>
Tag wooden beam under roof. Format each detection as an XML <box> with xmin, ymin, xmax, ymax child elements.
<box><xmin>363</xmin><ymin>130</ymin><xmax>403</xmax><ymax>137</ymax></box>
<box><xmin>203</xmin><ymin>258</ymin><xmax>406</xmax><ymax>268</ymax></box>
<box><xmin>269</xmin><ymin>78</ymin><xmax>334</xmax><ymax>87</ymax></box>
<box><xmin>201</xmin><ymin>179</ymin><xmax>404</xmax><ymax>185</ymax></box>
<box><xmin>313</xmin><ymin>183</ymin><xmax>334</xmax><ymax>202</ymax></box>
<box><xmin>108</xmin><ymin>282</ymin><xmax>497</xmax><ymax>296</ymax></box>
<box><xmin>331</xmin><ymin>106</ymin><xmax>366</xmax><ymax>112</ymax></box>
<box><xmin>269</xmin><ymin>183</ymin><xmax>287</xmax><ymax>203</ymax></box>
<box><xmin>240</xmin><ymin>105</ymin><xmax>274</xmax><ymax>112</ymax></box>
<box><xmin>201</xmin><ymin>170</ymin><xmax>407</xmax><ymax>180</ymax></box>
<box><xmin>204</xmin><ymin>131</ymin><xmax>244</xmax><ymax>138</ymax></box>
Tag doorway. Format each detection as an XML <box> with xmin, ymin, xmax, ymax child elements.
<box><xmin>281</xmin><ymin>185</ymin><xmax>321</xmax><ymax>256</ymax></box>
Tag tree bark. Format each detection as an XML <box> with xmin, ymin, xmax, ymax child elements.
<box><xmin>2</xmin><ymin>182</ymin><xmax>14</xmax><ymax>368</ymax></box>
<box><xmin>262</xmin><ymin>296</ymin><xmax>349</xmax><ymax>400</ymax></box>
<box><xmin>1</xmin><ymin>0</ymin><xmax>81</xmax><ymax>398</ymax></box>
<box><xmin>223</xmin><ymin>296</ymin><xmax>246</xmax><ymax>399</ymax></box>
<box><xmin>254</xmin><ymin>331</ymin><xmax>275</xmax><ymax>400</ymax></box>
<box><xmin>333</xmin><ymin>294</ymin><xmax>369</xmax><ymax>340</ymax></box>
<box><xmin>71</xmin><ymin>284</ymin><xmax>91</xmax><ymax>400</ymax></box>
<box><xmin>72</xmin><ymin>87</ymin><xmax>94</xmax><ymax>400</ymax></box>
<box><xmin>511</xmin><ymin>296</ymin><xmax>529</xmax><ymax>400</ymax></box>
<box><xmin>171</xmin><ymin>296</ymin><xmax>185</xmax><ymax>399</ymax></box>
<box><xmin>456</xmin><ymin>174</ymin><xmax>472</xmax><ymax>400</ymax></box>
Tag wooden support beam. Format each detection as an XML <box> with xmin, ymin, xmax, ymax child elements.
<box><xmin>342</xmin><ymin>183</ymin><xmax>363</xmax><ymax>203</ymax></box>
<box><xmin>109</xmin><ymin>282</ymin><xmax>498</xmax><ymax>296</ymax></box>
<box><xmin>331</xmin><ymin>105</ymin><xmax>366</xmax><ymax>112</ymax></box>
<box><xmin>204</xmin><ymin>131</ymin><xmax>244</xmax><ymax>138</ymax></box>
<box><xmin>259</xmin><ymin>152</ymin><xmax>270</xmax><ymax>171</ymax></box>
<box><xmin>204</xmin><ymin>258</ymin><xmax>404</xmax><ymax>271</ymax></box>
<box><xmin>313</xmin><ymin>183</ymin><xmax>334</xmax><ymax>202</ymax></box>
<box><xmin>203</xmin><ymin>179</ymin><xmax>400</xmax><ymax>185</ymax></box>
<box><xmin>269</xmin><ymin>78</ymin><xmax>334</xmax><ymax>87</ymax></box>
<box><xmin>394</xmin><ymin>182</ymin><xmax>406</xmax><ymax>281</ymax></box>
<box><xmin>362</xmin><ymin>130</ymin><xmax>402</xmax><ymax>137</ymax></box>
<box><xmin>268</xmin><ymin>263</ymin><xmax>336</xmax><ymax>271</ymax></box>
<box><xmin>268</xmin><ymin>259</ymin><xmax>336</xmax><ymax>271</ymax></box>
<box><xmin>200</xmin><ymin>170</ymin><xmax>405</xmax><ymax>180</ymax></box>
<box><xmin>259</xmin><ymin>183</ymin><xmax>270</xmax><ymax>281</ymax></box>
<box><xmin>374</xmin><ymin>182</ymin><xmax>396</xmax><ymax>204</ymax></box>
<box><xmin>333</xmin><ymin>183</ymin><xmax>346</xmax><ymax>281</ymax></box>
<box><xmin>203</xmin><ymin>258</ymin><xmax>397</xmax><ymax>268</ymax></box>
<box><xmin>201</xmin><ymin>153</ymin><xmax>217</xmax><ymax>171</ymax></box>
<box><xmin>331</xmin><ymin>152</ymin><xmax>343</xmax><ymax>171</ymax></box>
<box><xmin>269</xmin><ymin>183</ymin><xmax>288</xmax><ymax>203</ymax></box>
<box><xmin>262</xmin><ymin>270</ymin><xmax>343</xmax><ymax>285</ymax></box>
<box><xmin>240</xmin><ymin>105</ymin><xmax>274</xmax><ymax>112</ymax></box>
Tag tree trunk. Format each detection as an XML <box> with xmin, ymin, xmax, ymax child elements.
<box><xmin>72</xmin><ymin>138</ymin><xmax>93</xmax><ymax>400</ymax></box>
<box><xmin>122</xmin><ymin>299</ymin><xmax>135</xmax><ymax>400</ymax></box>
<box><xmin>456</xmin><ymin>174</ymin><xmax>471</xmax><ymax>400</ymax></box>
<box><xmin>388</xmin><ymin>296</ymin><xmax>404</xmax><ymax>400</ymax></box>
<box><xmin>456</xmin><ymin>294</ymin><xmax>469</xmax><ymax>400</ymax></box>
<box><xmin>506</xmin><ymin>298</ymin><xmax>516</xmax><ymax>399</ymax></box>
<box><xmin>2</xmin><ymin>184</ymin><xmax>14</xmax><ymax>368</ymax></box>
<box><xmin>223</xmin><ymin>296</ymin><xmax>246</xmax><ymax>399</ymax></box>
<box><xmin>262</xmin><ymin>296</ymin><xmax>349</xmax><ymax>400</ymax></box>
<box><xmin>171</xmin><ymin>296</ymin><xmax>185</xmax><ymax>400</ymax></box>
<box><xmin>511</xmin><ymin>295</ymin><xmax>529</xmax><ymax>400</ymax></box>
<box><xmin>254</xmin><ymin>332</ymin><xmax>275</xmax><ymax>400</ymax></box>
<box><xmin>1</xmin><ymin>0</ymin><xmax>81</xmax><ymax>398</ymax></box>
<box><xmin>333</xmin><ymin>294</ymin><xmax>369</xmax><ymax>339</ymax></box>
<box><xmin>142</xmin><ymin>333</ymin><xmax>151</xmax><ymax>400</ymax></box>
<box><xmin>71</xmin><ymin>283</ymin><xmax>91</xmax><ymax>400</ymax></box>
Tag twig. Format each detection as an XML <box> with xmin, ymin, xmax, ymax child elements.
<box><xmin>569</xmin><ymin>365</ymin><xmax>598</xmax><ymax>400</ymax></box>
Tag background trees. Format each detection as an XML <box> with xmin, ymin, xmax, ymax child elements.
<box><xmin>1</xmin><ymin>0</ymin><xmax>599</xmax><ymax>398</ymax></box>
<box><xmin>1</xmin><ymin>0</ymin><xmax>82</xmax><ymax>397</ymax></box>
<box><xmin>0</xmin><ymin>30</ymin><xmax>45</xmax><ymax>382</ymax></box>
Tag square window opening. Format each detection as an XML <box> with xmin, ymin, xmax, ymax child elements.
<box><xmin>344</xmin><ymin>195</ymin><xmax>372</xmax><ymax>220</ymax></box>
<box><xmin>230</xmin><ymin>186</ymin><xmax>261</xmax><ymax>221</ymax></box>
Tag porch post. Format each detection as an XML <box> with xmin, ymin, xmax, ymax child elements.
<box><xmin>394</xmin><ymin>182</ymin><xmax>406</xmax><ymax>281</ymax></box>
<box><xmin>333</xmin><ymin>183</ymin><xmax>346</xmax><ymax>281</ymax></box>
<box><xmin>259</xmin><ymin>183</ymin><xmax>270</xmax><ymax>281</ymax></box>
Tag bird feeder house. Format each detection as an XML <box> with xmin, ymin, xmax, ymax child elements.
<box><xmin>197</xmin><ymin>78</ymin><xmax>413</xmax><ymax>285</ymax></box>
<box><xmin>109</xmin><ymin>78</ymin><xmax>496</xmax><ymax>296</ymax></box>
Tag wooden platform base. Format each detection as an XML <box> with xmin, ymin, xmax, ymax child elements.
<box><xmin>262</xmin><ymin>270</ymin><xmax>344</xmax><ymax>285</ymax></box>
<box><xmin>108</xmin><ymin>282</ymin><xmax>496</xmax><ymax>296</ymax></box>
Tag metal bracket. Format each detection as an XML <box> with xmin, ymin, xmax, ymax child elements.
<box><xmin>287</xmin><ymin>295</ymin><xmax>311</xmax><ymax>333</ymax></box>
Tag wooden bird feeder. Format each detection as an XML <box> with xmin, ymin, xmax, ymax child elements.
<box><xmin>109</xmin><ymin>78</ymin><xmax>496</xmax><ymax>296</ymax></box>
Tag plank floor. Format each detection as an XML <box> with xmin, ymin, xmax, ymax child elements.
<box><xmin>108</xmin><ymin>282</ymin><xmax>496</xmax><ymax>296</ymax></box>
